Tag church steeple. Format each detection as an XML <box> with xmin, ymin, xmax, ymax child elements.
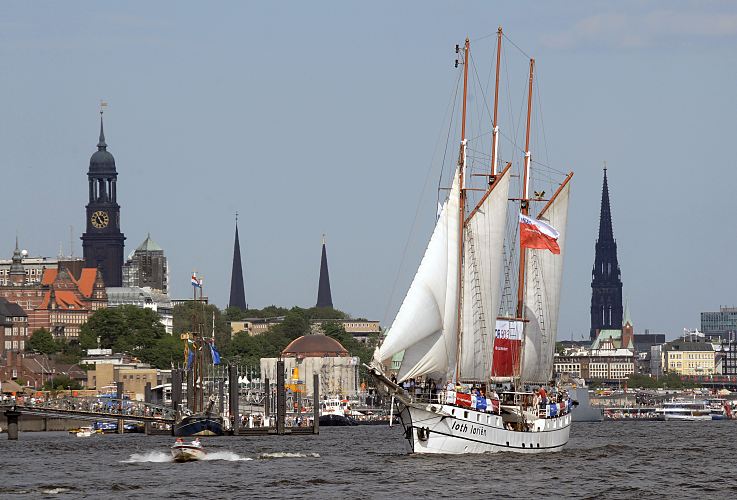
<box><xmin>9</xmin><ymin>236</ymin><xmax>25</xmax><ymax>285</ymax></box>
<box><xmin>97</xmin><ymin>112</ymin><xmax>107</xmax><ymax>149</ymax></box>
<box><xmin>81</xmin><ymin>107</ymin><xmax>125</xmax><ymax>287</ymax></box>
<box><xmin>315</xmin><ymin>234</ymin><xmax>333</xmax><ymax>309</ymax></box>
<box><xmin>228</xmin><ymin>214</ymin><xmax>247</xmax><ymax>310</ymax></box>
<box><xmin>590</xmin><ymin>165</ymin><xmax>623</xmax><ymax>340</ymax></box>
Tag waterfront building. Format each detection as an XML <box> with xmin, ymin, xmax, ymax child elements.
<box><xmin>81</xmin><ymin>113</ymin><xmax>126</xmax><ymax>287</ymax></box>
<box><xmin>701</xmin><ymin>306</ymin><xmax>737</xmax><ymax>337</ymax></box>
<box><xmin>107</xmin><ymin>286</ymin><xmax>174</xmax><ymax>334</ymax></box>
<box><xmin>590</xmin><ymin>167</ymin><xmax>623</xmax><ymax>340</ymax></box>
<box><xmin>661</xmin><ymin>339</ymin><xmax>715</xmax><ymax>376</ymax></box>
<box><xmin>86</xmin><ymin>362</ymin><xmax>158</xmax><ymax>400</ymax></box>
<box><xmin>260</xmin><ymin>334</ymin><xmax>359</xmax><ymax>398</ymax></box>
<box><xmin>0</xmin><ymin>255</ymin><xmax>107</xmax><ymax>341</ymax></box>
<box><xmin>0</xmin><ymin>248</ymin><xmax>83</xmax><ymax>286</ymax></box>
<box><xmin>554</xmin><ymin>339</ymin><xmax>635</xmax><ymax>383</ymax></box>
<box><xmin>315</xmin><ymin>235</ymin><xmax>333</xmax><ymax>308</ymax></box>
<box><xmin>228</xmin><ymin>218</ymin><xmax>247</xmax><ymax>310</ymax></box>
<box><xmin>122</xmin><ymin>234</ymin><xmax>168</xmax><ymax>293</ymax></box>
<box><xmin>0</xmin><ymin>352</ymin><xmax>84</xmax><ymax>389</ymax></box>
<box><xmin>0</xmin><ymin>298</ymin><xmax>28</xmax><ymax>356</ymax></box>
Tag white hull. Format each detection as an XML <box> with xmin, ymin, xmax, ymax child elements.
<box><xmin>663</xmin><ymin>414</ymin><xmax>712</xmax><ymax>422</ymax></box>
<box><xmin>171</xmin><ymin>445</ymin><xmax>206</xmax><ymax>462</ymax></box>
<box><xmin>399</xmin><ymin>403</ymin><xmax>571</xmax><ymax>454</ymax></box>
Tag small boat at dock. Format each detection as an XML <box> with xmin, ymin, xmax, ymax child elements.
<box><xmin>171</xmin><ymin>438</ymin><xmax>206</xmax><ymax>462</ymax></box>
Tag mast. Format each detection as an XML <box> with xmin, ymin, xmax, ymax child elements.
<box><xmin>455</xmin><ymin>38</ymin><xmax>470</xmax><ymax>382</ymax></box>
<box><xmin>490</xmin><ymin>26</ymin><xmax>502</xmax><ymax>179</ymax></box>
<box><xmin>516</xmin><ymin>58</ymin><xmax>535</xmax><ymax>319</ymax></box>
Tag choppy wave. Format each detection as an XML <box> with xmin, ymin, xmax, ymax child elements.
<box><xmin>123</xmin><ymin>450</ymin><xmax>252</xmax><ymax>463</ymax></box>
<box><xmin>258</xmin><ymin>452</ymin><xmax>320</xmax><ymax>459</ymax></box>
<box><xmin>204</xmin><ymin>451</ymin><xmax>252</xmax><ymax>461</ymax></box>
<box><xmin>123</xmin><ymin>451</ymin><xmax>172</xmax><ymax>463</ymax></box>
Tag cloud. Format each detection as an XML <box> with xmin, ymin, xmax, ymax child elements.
<box><xmin>542</xmin><ymin>8</ymin><xmax>737</xmax><ymax>49</ymax></box>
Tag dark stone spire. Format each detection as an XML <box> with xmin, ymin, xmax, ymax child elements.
<box><xmin>598</xmin><ymin>166</ymin><xmax>614</xmax><ymax>242</ymax></box>
<box><xmin>316</xmin><ymin>235</ymin><xmax>333</xmax><ymax>309</ymax></box>
<box><xmin>590</xmin><ymin>165</ymin><xmax>623</xmax><ymax>340</ymax></box>
<box><xmin>228</xmin><ymin>215</ymin><xmax>247</xmax><ymax>310</ymax></box>
<box><xmin>97</xmin><ymin>112</ymin><xmax>107</xmax><ymax>150</ymax></box>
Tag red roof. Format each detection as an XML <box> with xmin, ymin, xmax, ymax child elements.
<box><xmin>41</xmin><ymin>269</ymin><xmax>58</xmax><ymax>285</ymax></box>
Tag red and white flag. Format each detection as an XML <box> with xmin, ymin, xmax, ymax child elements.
<box><xmin>519</xmin><ymin>213</ymin><xmax>560</xmax><ymax>254</ymax></box>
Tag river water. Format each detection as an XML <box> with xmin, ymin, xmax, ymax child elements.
<box><xmin>2</xmin><ymin>422</ymin><xmax>735</xmax><ymax>499</ymax></box>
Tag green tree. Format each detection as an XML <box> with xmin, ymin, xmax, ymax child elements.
<box><xmin>79</xmin><ymin>306</ymin><xmax>169</xmax><ymax>366</ymax></box>
<box><xmin>143</xmin><ymin>334</ymin><xmax>185</xmax><ymax>369</ymax></box>
<box><xmin>43</xmin><ymin>375</ymin><xmax>82</xmax><ymax>391</ymax></box>
<box><xmin>27</xmin><ymin>328</ymin><xmax>58</xmax><ymax>355</ymax></box>
<box><xmin>173</xmin><ymin>302</ymin><xmax>231</xmax><ymax>351</ymax></box>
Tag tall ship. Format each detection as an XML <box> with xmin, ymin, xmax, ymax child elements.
<box><xmin>173</xmin><ymin>318</ymin><xmax>225</xmax><ymax>437</ymax></box>
<box><xmin>369</xmin><ymin>29</ymin><xmax>574</xmax><ymax>454</ymax></box>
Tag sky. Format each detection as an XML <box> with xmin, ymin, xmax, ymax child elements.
<box><xmin>1</xmin><ymin>1</ymin><xmax>736</xmax><ymax>340</ymax></box>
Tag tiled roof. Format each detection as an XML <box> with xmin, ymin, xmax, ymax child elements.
<box><xmin>41</xmin><ymin>268</ymin><xmax>58</xmax><ymax>285</ymax></box>
<box><xmin>41</xmin><ymin>290</ymin><xmax>86</xmax><ymax>310</ymax></box>
<box><xmin>72</xmin><ymin>268</ymin><xmax>98</xmax><ymax>298</ymax></box>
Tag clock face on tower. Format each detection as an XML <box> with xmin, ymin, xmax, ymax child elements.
<box><xmin>91</xmin><ymin>210</ymin><xmax>110</xmax><ymax>229</ymax></box>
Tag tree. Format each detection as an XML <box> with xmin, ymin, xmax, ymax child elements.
<box><xmin>79</xmin><ymin>306</ymin><xmax>169</xmax><ymax>365</ymax></box>
<box><xmin>173</xmin><ymin>302</ymin><xmax>231</xmax><ymax>351</ymax></box>
<box><xmin>143</xmin><ymin>334</ymin><xmax>184</xmax><ymax>369</ymax></box>
<box><xmin>43</xmin><ymin>375</ymin><xmax>82</xmax><ymax>391</ymax></box>
<box><xmin>27</xmin><ymin>328</ymin><xmax>58</xmax><ymax>355</ymax></box>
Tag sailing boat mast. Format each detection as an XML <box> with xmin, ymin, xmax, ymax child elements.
<box><xmin>454</xmin><ymin>38</ymin><xmax>470</xmax><ymax>382</ymax></box>
<box><xmin>490</xmin><ymin>27</ymin><xmax>502</xmax><ymax>179</ymax></box>
<box><xmin>516</xmin><ymin>58</ymin><xmax>535</xmax><ymax>319</ymax></box>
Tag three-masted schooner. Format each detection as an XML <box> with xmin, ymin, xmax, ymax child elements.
<box><xmin>369</xmin><ymin>29</ymin><xmax>575</xmax><ymax>454</ymax></box>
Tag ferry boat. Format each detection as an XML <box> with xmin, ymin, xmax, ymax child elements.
<box><xmin>319</xmin><ymin>397</ymin><xmax>358</xmax><ymax>426</ymax></box>
<box><xmin>659</xmin><ymin>400</ymin><xmax>711</xmax><ymax>421</ymax></box>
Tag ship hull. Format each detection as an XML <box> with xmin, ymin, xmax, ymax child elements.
<box><xmin>399</xmin><ymin>403</ymin><xmax>571</xmax><ymax>455</ymax></box>
<box><xmin>173</xmin><ymin>414</ymin><xmax>224</xmax><ymax>437</ymax></box>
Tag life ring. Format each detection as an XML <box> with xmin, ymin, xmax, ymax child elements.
<box><xmin>416</xmin><ymin>426</ymin><xmax>430</xmax><ymax>441</ymax></box>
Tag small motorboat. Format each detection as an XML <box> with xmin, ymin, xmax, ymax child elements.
<box><xmin>170</xmin><ymin>438</ymin><xmax>206</xmax><ymax>462</ymax></box>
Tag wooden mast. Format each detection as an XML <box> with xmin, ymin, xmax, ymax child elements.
<box><xmin>516</xmin><ymin>58</ymin><xmax>535</xmax><ymax>319</ymax></box>
<box><xmin>455</xmin><ymin>38</ymin><xmax>470</xmax><ymax>382</ymax></box>
<box><xmin>490</xmin><ymin>26</ymin><xmax>502</xmax><ymax>179</ymax></box>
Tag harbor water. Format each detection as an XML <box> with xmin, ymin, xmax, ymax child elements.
<box><xmin>2</xmin><ymin>422</ymin><xmax>736</xmax><ymax>499</ymax></box>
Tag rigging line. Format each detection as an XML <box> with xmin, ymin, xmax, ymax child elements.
<box><xmin>437</xmin><ymin>70</ymin><xmax>463</xmax><ymax>206</ymax></box>
<box><xmin>381</xmin><ymin>70</ymin><xmax>462</xmax><ymax>327</ymax></box>
<box><xmin>502</xmin><ymin>32</ymin><xmax>532</xmax><ymax>61</ymax></box>
<box><xmin>534</xmin><ymin>69</ymin><xmax>551</xmax><ymax>171</ymax></box>
<box><xmin>471</xmin><ymin>31</ymin><xmax>499</xmax><ymax>43</ymax></box>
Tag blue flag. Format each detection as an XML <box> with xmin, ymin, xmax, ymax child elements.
<box><xmin>186</xmin><ymin>350</ymin><xmax>195</xmax><ymax>371</ymax></box>
<box><xmin>210</xmin><ymin>344</ymin><xmax>221</xmax><ymax>365</ymax></box>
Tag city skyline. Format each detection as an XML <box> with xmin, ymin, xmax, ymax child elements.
<box><xmin>1</xmin><ymin>2</ymin><xmax>736</xmax><ymax>339</ymax></box>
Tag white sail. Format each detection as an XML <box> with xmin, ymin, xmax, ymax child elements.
<box><xmin>459</xmin><ymin>168</ymin><xmax>510</xmax><ymax>381</ymax></box>
<box><xmin>520</xmin><ymin>180</ymin><xmax>571</xmax><ymax>383</ymax></box>
<box><xmin>377</xmin><ymin>168</ymin><xmax>461</xmax><ymax>382</ymax></box>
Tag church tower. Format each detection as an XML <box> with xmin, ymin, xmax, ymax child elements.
<box><xmin>81</xmin><ymin>112</ymin><xmax>125</xmax><ymax>287</ymax></box>
<box><xmin>315</xmin><ymin>235</ymin><xmax>333</xmax><ymax>309</ymax></box>
<box><xmin>228</xmin><ymin>216</ymin><xmax>247</xmax><ymax>310</ymax></box>
<box><xmin>590</xmin><ymin>166</ymin><xmax>623</xmax><ymax>340</ymax></box>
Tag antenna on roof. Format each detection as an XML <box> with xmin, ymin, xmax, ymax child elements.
<box><xmin>69</xmin><ymin>225</ymin><xmax>74</xmax><ymax>258</ymax></box>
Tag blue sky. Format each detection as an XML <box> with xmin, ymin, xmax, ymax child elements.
<box><xmin>1</xmin><ymin>1</ymin><xmax>736</xmax><ymax>339</ymax></box>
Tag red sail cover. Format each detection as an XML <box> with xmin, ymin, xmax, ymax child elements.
<box><xmin>519</xmin><ymin>213</ymin><xmax>560</xmax><ymax>254</ymax></box>
<box><xmin>492</xmin><ymin>320</ymin><xmax>523</xmax><ymax>377</ymax></box>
